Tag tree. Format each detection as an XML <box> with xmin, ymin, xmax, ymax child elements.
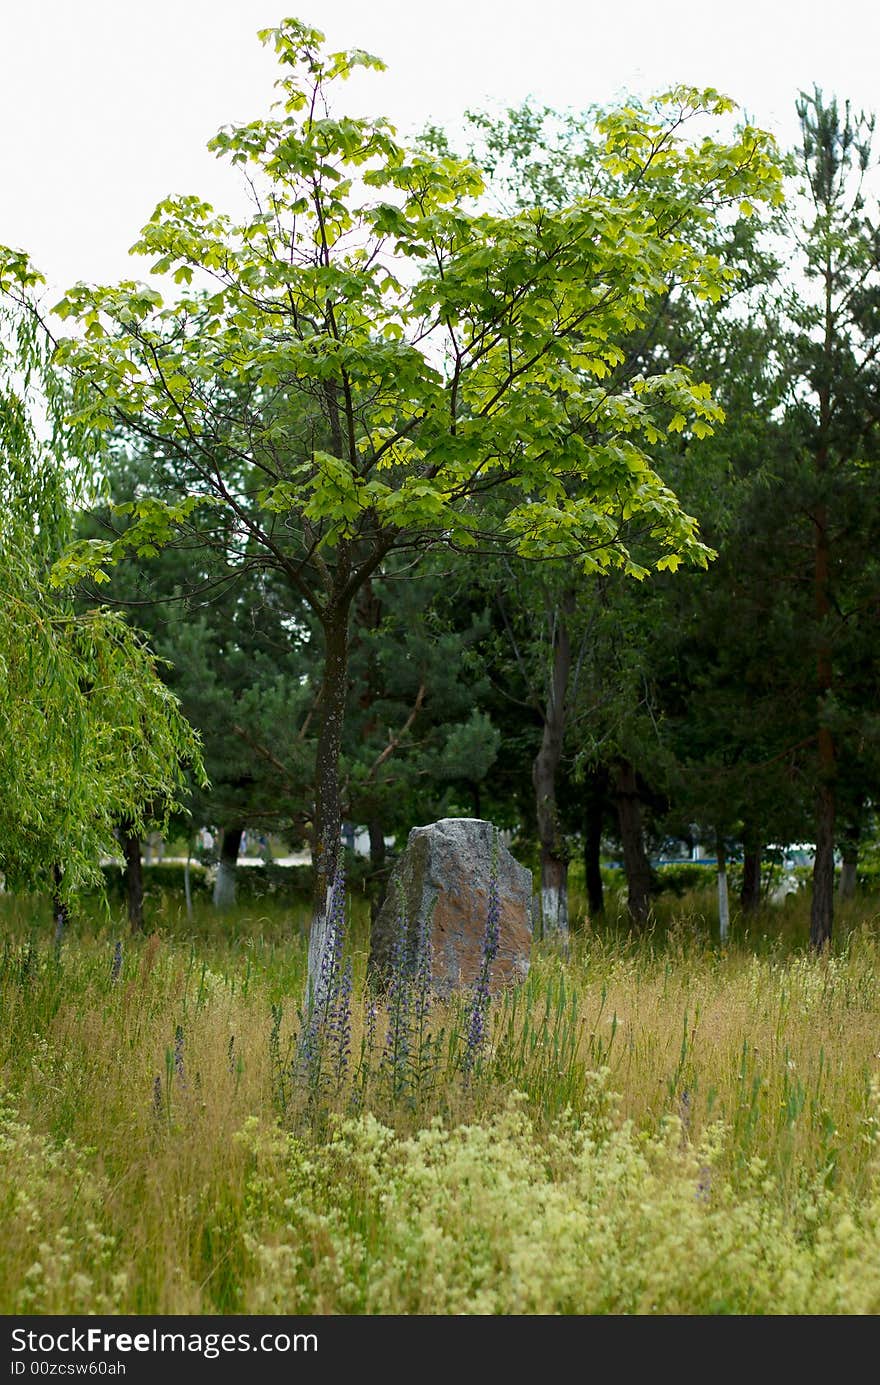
<box><xmin>483</xmin><ymin>563</ymin><xmax>582</xmax><ymax>935</ymax></box>
<box><xmin>0</xmin><ymin>252</ymin><xmax>204</xmax><ymax>917</ymax></box>
<box><xmin>438</xmin><ymin>97</ymin><xmax>787</xmax><ymax>938</ymax></box>
<box><xmin>77</xmin><ymin>451</ymin><xmax>316</xmax><ymax>909</ymax></box>
<box><xmin>47</xmin><ymin>19</ymin><xmax>781</xmax><ymax>986</ymax></box>
<box><xmin>441</xmin><ymin>89</ymin><xmax>880</xmax><ymax>951</ymax></box>
<box><xmin>783</xmin><ymin>90</ymin><xmax>880</xmax><ymax>947</ymax></box>
<box><xmin>343</xmin><ymin>560</ymin><xmax>500</xmax><ymax>919</ymax></box>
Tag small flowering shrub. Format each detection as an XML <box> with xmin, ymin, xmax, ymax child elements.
<box><xmin>0</xmin><ymin>1095</ymin><xmax>125</xmax><ymax>1313</ymax></box>
<box><xmin>239</xmin><ymin>1078</ymin><xmax>880</xmax><ymax>1314</ymax></box>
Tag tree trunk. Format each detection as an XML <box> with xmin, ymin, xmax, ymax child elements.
<box><xmin>312</xmin><ymin>603</ymin><xmax>349</xmax><ymax>907</ymax></box>
<box><xmin>838</xmin><ymin>855</ymin><xmax>857</xmax><ymax>899</ymax></box>
<box><xmin>51</xmin><ymin>862</ymin><xmax>69</xmax><ymax>949</ymax></box>
<box><xmin>614</xmin><ymin>759</ymin><xmax>652</xmax><ymax>927</ymax></box>
<box><xmin>307</xmin><ymin>600</ymin><xmax>351</xmax><ymax>1001</ymax></box>
<box><xmin>716</xmin><ymin>833</ymin><xmax>729</xmax><ymax>944</ymax></box>
<box><xmin>811</xmin><ymin>776</ymin><xmax>835</xmax><ymax>949</ymax></box>
<box><xmin>740</xmin><ymin>839</ymin><xmax>762</xmax><ymax>913</ymax></box>
<box><xmin>368</xmin><ymin>814</ymin><xmax>389</xmax><ymax>926</ymax></box>
<box><xmin>583</xmin><ymin>771</ymin><xmax>607</xmax><ymax>919</ymax></box>
<box><xmin>532</xmin><ymin>593</ymin><xmax>574</xmax><ymax>942</ymax></box>
<box><xmin>184</xmin><ymin>846</ymin><xmax>194</xmax><ymax>919</ymax></box>
<box><xmin>120</xmin><ymin>823</ymin><xmax>144</xmax><ymax>933</ymax></box>
<box><xmin>810</xmin><ymin>493</ymin><xmax>835</xmax><ymax>950</ymax></box>
<box><xmin>837</xmin><ymin>814</ymin><xmax>860</xmax><ymax>900</ymax></box>
<box><xmin>213</xmin><ymin>826</ymin><xmax>243</xmax><ymax>910</ymax></box>
<box><xmin>810</xmin><ymin>245</ymin><xmax>835</xmax><ymax>952</ymax></box>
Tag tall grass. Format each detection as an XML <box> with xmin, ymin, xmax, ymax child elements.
<box><xmin>1</xmin><ymin>887</ymin><xmax>880</xmax><ymax>1313</ymax></box>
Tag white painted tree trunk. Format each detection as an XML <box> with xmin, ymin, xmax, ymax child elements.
<box><xmin>838</xmin><ymin>860</ymin><xmax>857</xmax><ymax>898</ymax></box>
<box><xmin>213</xmin><ymin>827</ymin><xmax>243</xmax><ymax>910</ymax></box>
<box><xmin>306</xmin><ymin>881</ymin><xmax>337</xmax><ymax>1010</ymax></box>
<box><xmin>717</xmin><ymin>864</ymin><xmax>729</xmax><ymax>944</ymax></box>
<box><xmin>184</xmin><ymin>850</ymin><xmax>193</xmax><ymax>919</ymax></box>
<box><xmin>212</xmin><ymin>860</ymin><xmax>237</xmax><ymax>910</ymax></box>
<box><xmin>540</xmin><ymin>883</ymin><xmax>569</xmax><ymax>939</ymax></box>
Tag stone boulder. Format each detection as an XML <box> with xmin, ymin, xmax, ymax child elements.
<box><xmin>370</xmin><ymin>818</ymin><xmax>532</xmax><ymax>997</ymax></box>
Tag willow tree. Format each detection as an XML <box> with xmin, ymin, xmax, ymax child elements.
<box><xmin>0</xmin><ymin>252</ymin><xmax>203</xmax><ymax>920</ymax></box>
<box><xmin>47</xmin><ymin>19</ymin><xmax>781</xmax><ymax>974</ymax></box>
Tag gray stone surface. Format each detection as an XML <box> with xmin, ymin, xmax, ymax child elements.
<box><xmin>370</xmin><ymin>818</ymin><xmax>532</xmax><ymax>996</ymax></box>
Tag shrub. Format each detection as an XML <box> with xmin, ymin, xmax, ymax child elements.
<box><xmin>653</xmin><ymin>863</ymin><xmax>716</xmax><ymax>897</ymax></box>
<box><xmin>99</xmin><ymin>860</ymin><xmax>314</xmax><ymax>904</ymax></box>
<box><xmin>239</xmin><ymin>1083</ymin><xmax>880</xmax><ymax>1314</ymax></box>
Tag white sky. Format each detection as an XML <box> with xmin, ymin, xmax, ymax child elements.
<box><xmin>2</xmin><ymin>0</ymin><xmax>879</xmax><ymax>294</ymax></box>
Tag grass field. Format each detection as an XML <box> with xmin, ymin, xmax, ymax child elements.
<box><xmin>2</xmin><ymin>883</ymin><xmax>880</xmax><ymax>1314</ymax></box>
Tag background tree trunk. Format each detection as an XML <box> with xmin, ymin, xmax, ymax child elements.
<box><xmin>838</xmin><ymin>853</ymin><xmax>857</xmax><ymax>899</ymax></box>
<box><xmin>120</xmin><ymin>822</ymin><xmax>144</xmax><ymax>933</ymax></box>
<box><xmin>740</xmin><ymin>838</ymin><xmax>762</xmax><ymax>913</ymax></box>
<box><xmin>368</xmin><ymin>814</ymin><xmax>389</xmax><ymax>926</ymax></box>
<box><xmin>716</xmin><ymin>833</ymin><xmax>729</xmax><ymax>944</ymax></box>
<box><xmin>532</xmin><ymin>593</ymin><xmax>573</xmax><ymax>940</ymax></box>
<box><xmin>811</xmin><ymin>494</ymin><xmax>835</xmax><ymax>950</ymax></box>
<box><xmin>583</xmin><ymin>771</ymin><xmax>607</xmax><ymax>920</ymax></box>
<box><xmin>213</xmin><ymin>826</ymin><xmax>244</xmax><ymax>910</ymax></box>
<box><xmin>614</xmin><ymin>759</ymin><xmax>653</xmax><ymax>927</ymax></box>
<box><xmin>837</xmin><ymin>811</ymin><xmax>860</xmax><ymax>900</ymax></box>
<box><xmin>811</xmin><ymin>776</ymin><xmax>836</xmax><ymax>948</ymax></box>
<box><xmin>810</xmin><ymin>233</ymin><xmax>835</xmax><ymax>950</ymax></box>
<box><xmin>184</xmin><ymin>844</ymin><xmax>194</xmax><ymax>919</ymax></box>
<box><xmin>51</xmin><ymin>862</ymin><xmax>69</xmax><ymax>948</ymax></box>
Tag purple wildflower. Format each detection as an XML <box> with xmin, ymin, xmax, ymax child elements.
<box><xmin>110</xmin><ymin>940</ymin><xmax>123</xmax><ymax>982</ymax></box>
<box><xmin>174</xmin><ymin>1024</ymin><xmax>186</xmax><ymax>1083</ymax></box>
<box><xmin>152</xmin><ymin>1075</ymin><xmax>163</xmax><ymax>1121</ymax></box>
<box><xmin>329</xmin><ymin>957</ymin><xmax>353</xmax><ymax>1086</ymax></box>
<box><xmin>312</xmin><ymin>860</ymin><xmax>346</xmax><ymax>1023</ymax></box>
<box><xmin>679</xmin><ymin>1088</ymin><xmax>692</xmax><ymax>1141</ymax></box>
<box><xmin>382</xmin><ymin>897</ymin><xmax>412</xmax><ymax>1094</ymax></box>
<box><xmin>298</xmin><ymin>862</ymin><xmax>352</xmax><ymax>1096</ymax></box>
<box><xmin>296</xmin><ymin>1015</ymin><xmax>320</xmax><ymax>1089</ymax></box>
<box><xmin>351</xmin><ymin>986</ymin><xmax>379</xmax><ymax>1112</ymax></box>
<box><xmin>413</xmin><ymin>908</ymin><xmax>433</xmax><ymax>1031</ymax></box>
<box><xmin>365</xmin><ymin>995</ymin><xmax>378</xmax><ymax>1058</ymax></box>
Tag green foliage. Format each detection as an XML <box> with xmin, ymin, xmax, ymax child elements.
<box><xmin>343</xmin><ymin>563</ymin><xmax>503</xmax><ymax>847</ymax></box>
<box><xmin>0</xmin><ymin>581</ymin><xmax>201</xmax><ymax>900</ymax></box>
<box><xmin>71</xmin><ymin>441</ymin><xmax>319</xmax><ymax>847</ymax></box>
<box><xmin>49</xmin><ymin>23</ymin><xmax>782</xmax><ymax>594</ymax></box>
<box><xmin>853</xmin><ymin>862</ymin><xmax>880</xmax><ymax>894</ymax></box>
<box><xmin>98</xmin><ymin>860</ymin><xmax>314</xmax><ymax>905</ymax></box>
<box><xmin>649</xmin><ymin>88</ymin><xmax>880</xmax><ymax>910</ymax></box>
<box><xmin>652</xmin><ymin>862</ymin><xmax>718</xmax><ymax>896</ymax></box>
<box><xmin>0</xmin><ymin>252</ymin><xmax>205</xmax><ymax>901</ymax></box>
<box><xmin>29</xmin><ymin>20</ymin><xmax>787</xmax><ymax>919</ymax></box>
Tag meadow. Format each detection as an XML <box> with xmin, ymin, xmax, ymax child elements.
<box><xmin>2</xmin><ymin>881</ymin><xmax>880</xmax><ymax>1315</ymax></box>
